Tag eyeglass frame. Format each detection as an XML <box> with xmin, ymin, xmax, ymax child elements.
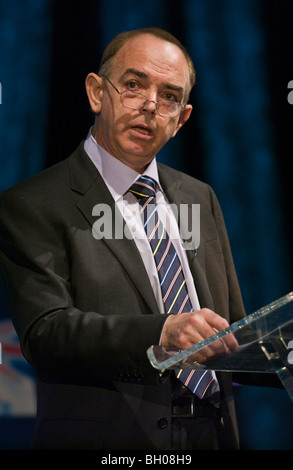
<box><xmin>101</xmin><ymin>75</ymin><xmax>185</xmax><ymax>118</ymax></box>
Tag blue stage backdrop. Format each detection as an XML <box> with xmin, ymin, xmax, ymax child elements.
<box><xmin>0</xmin><ymin>0</ymin><xmax>52</xmax><ymax>449</ymax></box>
<box><xmin>0</xmin><ymin>0</ymin><xmax>292</xmax><ymax>450</ymax></box>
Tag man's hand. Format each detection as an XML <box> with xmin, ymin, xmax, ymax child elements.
<box><xmin>160</xmin><ymin>309</ymin><xmax>238</xmax><ymax>364</ymax></box>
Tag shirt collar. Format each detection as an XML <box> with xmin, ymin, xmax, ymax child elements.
<box><xmin>84</xmin><ymin>130</ymin><xmax>161</xmax><ymax>201</ymax></box>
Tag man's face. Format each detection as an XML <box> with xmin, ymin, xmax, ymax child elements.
<box><xmin>92</xmin><ymin>34</ymin><xmax>192</xmax><ymax>173</ymax></box>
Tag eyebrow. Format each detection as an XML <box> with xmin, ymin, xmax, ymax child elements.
<box><xmin>120</xmin><ymin>68</ymin><xmax>148</xmax><ymax>80</ymax></box>
<box><xmin>119</xmin><ymin>68</ymin><xmax>184</xmax><ymax>96</ymax></box>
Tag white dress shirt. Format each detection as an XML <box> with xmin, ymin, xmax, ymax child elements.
<box><xmin>84</xmin><ymin>130</ymin><xmax>200</xmax><ymax>314</ymax></box>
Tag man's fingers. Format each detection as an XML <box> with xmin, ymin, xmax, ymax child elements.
<box><xmin>200</xmin><ymin>308</ymin><xmax>239</xmax><ymax>355</ymax></box>
<box><xmin>161</xmin><ymin>308</ymin><xmax>238</xmax><ymax>362</ymax></box>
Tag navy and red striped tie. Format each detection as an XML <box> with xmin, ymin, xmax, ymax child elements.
<box><xmin>129</xmin><ymin>175</ymin><xmax>219</xmax><ymax>401</ymax></box>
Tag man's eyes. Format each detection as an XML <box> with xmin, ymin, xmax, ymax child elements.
<box><xmin>161</xmin><ymin>92</ymin><xmax>178</xmax><ymax>102</ymax></box>
<box><xmin>125</xmin><ymin>80</ymin><xmax>140</xmax><ymax>90</ymax></box>
<box><xmin>125</xmin><ymin>81</ymin><xmax>179</xmax><ymax>102</ymax></box>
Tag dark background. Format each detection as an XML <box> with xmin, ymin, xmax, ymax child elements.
<box><xmin>0</xmin><ymin>0</ymin><xmax>293</xmax><ymax>450</ymax></box>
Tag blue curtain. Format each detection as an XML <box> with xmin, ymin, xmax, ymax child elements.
<box><xmin>0</xmin><ymin>0</ymin><xmax>52</xmax><ymax>192</ymax></box>
<box><xmin>0</xmin><ymin>0</ymin><xmax>52</xmax><ymax>449</ymax></box>
<box><xmin>183</xmin><ymin>0</ymin><xmax>290</xmax><ymax>313</ymax></box>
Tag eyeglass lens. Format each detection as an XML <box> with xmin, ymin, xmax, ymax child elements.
<box><xmin>121</xmin><ymin>91</ymin><xmax>179</xmax><ymax>117</ymax></box>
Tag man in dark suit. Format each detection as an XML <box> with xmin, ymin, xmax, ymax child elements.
<box><xmin>0</xmin><ymin>28</ymin><xmax>245</xmax><ymax>450</ymax></box>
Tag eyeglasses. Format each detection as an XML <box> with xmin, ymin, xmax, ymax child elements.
<box><xmin>102</xmin><ymin>76</ymin><xmax>184</xmax><ymax>118</ymax></box>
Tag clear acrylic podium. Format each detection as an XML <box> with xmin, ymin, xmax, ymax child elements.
<box><xmin>147</xmin><ymin>292</ymin><xmax>293</xmax><ymax>403</ymax></box>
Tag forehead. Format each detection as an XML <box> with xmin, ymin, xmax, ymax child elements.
<box><xmin>112</xmin><ymin>34</ymin><xmax>190</xmax><ymax>89</ymax></box>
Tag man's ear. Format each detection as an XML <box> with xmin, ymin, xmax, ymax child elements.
<box><xmin>172</xmin><ymin>104</ymin><xmax>193</xmax><ymax>138</ymax></box>
<box><xmin>85</xmin><ymin>73</ymin><xmax>104</xmax><ymax>114</ymax></box>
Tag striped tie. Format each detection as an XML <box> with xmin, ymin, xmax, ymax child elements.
<box><xmin>129</xmin><ymin>175</ymin><xmax>219</xmax><ymax>401</ymax></box>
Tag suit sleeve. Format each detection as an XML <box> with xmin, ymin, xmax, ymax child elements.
<box><xmin>0</xmin><ymin>188</ymin><xmax>167</xmax><ymax>383</ymax></box>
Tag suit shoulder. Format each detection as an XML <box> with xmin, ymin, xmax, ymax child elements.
<box><xmin>0</xmin><ymin>158</ymin><xmax>68</xmax><ymax>200</ymax></box>
<box><xmin>157</xmin><ymin>161</ymin><xmax>213</xmax><ymax>196</ymax></box>
<box><xmin>0</xmin><ymin>143</ymin><xmax>86</xmax><ymax>202</ymax></box>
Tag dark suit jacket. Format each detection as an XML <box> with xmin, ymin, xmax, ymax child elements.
<box><xmin>0</xmin><ymin>143</ymin><xmax>246</xmax><ymax>449</ymax></box>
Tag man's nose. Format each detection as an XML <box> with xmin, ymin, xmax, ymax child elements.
<box><xmin>142</xmin><ymin>99</ymin><xmax>157</xmax><ymax>113</ymax></box>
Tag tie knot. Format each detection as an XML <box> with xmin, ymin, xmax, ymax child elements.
<box><xmin>129</xmin><ymin>175</ymin><xmax>156</xmax><ymax>201</ymax></box>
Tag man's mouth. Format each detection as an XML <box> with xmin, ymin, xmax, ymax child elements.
<box><xmin>131</xmin><ymin>126</ymin><xmax>152</xmax><ymax>136</ymax></box>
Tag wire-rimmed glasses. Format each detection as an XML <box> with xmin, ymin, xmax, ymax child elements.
<box><xmin>102</xmin><ymin>76</ymin><xmax>184</xmax><ymax>118</ymax></box>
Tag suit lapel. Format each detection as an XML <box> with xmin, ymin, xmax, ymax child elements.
<box><xmin>68</xmin><ymin>145</ymin><xmax>160</xmax><ymax>315</ymax></box>
<box><xmin>158</xmin><ymin>163</ymin><xmax>215</xmax><ymax>311</ymax></box>
<box><xmin>68</xmin><ymin>145</ymin><xmax>214</xmax><ymax>313</ymax></box>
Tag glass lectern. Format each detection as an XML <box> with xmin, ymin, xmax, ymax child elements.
<box><xmin>147</xmin><ymin>292</ymin><xmax>293</xmax><ymax>402</ymax></box>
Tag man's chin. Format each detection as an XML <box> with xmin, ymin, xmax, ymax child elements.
<box><xmin>116</xmin><ymin>146</ymin><xmax>155</xmax><ymax>170</ymax></box>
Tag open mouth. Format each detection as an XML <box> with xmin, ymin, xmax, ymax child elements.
<box><xmin>131</xmin><ymin>126</ymin><xmax>152</xmax><ymax>136</ymax></box>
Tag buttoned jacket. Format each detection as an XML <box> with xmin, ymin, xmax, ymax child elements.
<box><xmin>0</xmin><ymin>143</ymin><xmax>245</xmax><ymax>449</ymax></box>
